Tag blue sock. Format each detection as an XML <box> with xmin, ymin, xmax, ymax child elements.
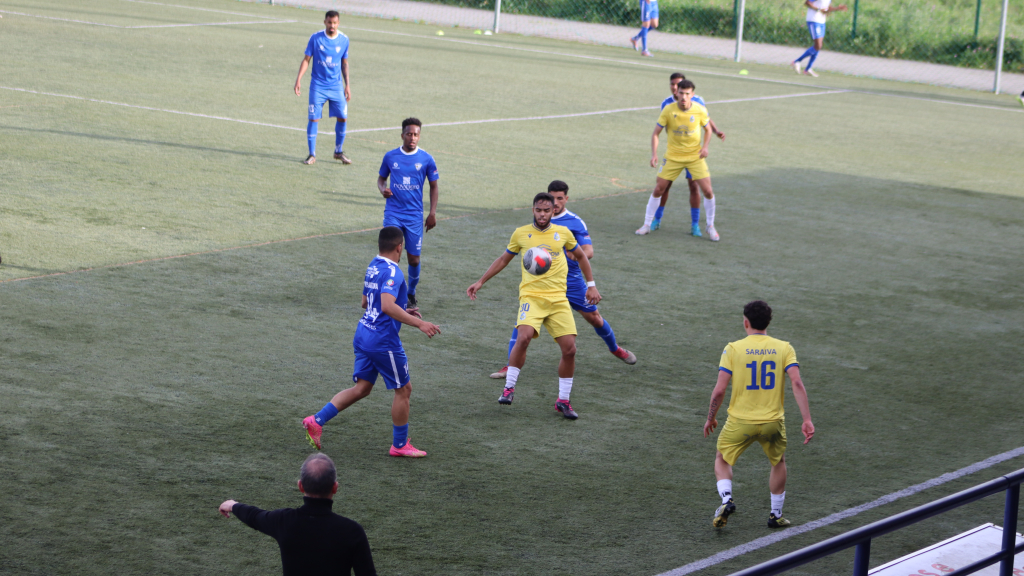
<box><xmin>314</xmin><ymin>402</ymin><xmax>339</xmax><ymax>426</ymax></box>
<box><xmin>306</xmin><ymin>121</ymin><xmax>317</xmax><ymax>156</ymax></box>
<box><xmin>506</xmin><ymin>327</ymin><xmax>518</xmax><ymax>362</ymax></box>
<box><xmin>807</xmin><ymin>48</ymin><xmax>819</xmax><ymax>70</ymax></box>
<box><xmin>335</xmin><ymin>120</ymin><xmax>346</xmax><ymax>154</ymax></box>
<box><xmin>654</xmin><ymin>206</ymin><xmax>665</xmax><ymax>220</ymax></box>
<box><xmin>795</xmin><ymin>47</ymin><xmax>816</xmax><ymax>63</ymax></box>
<box><xmin>632</xmin><ymin>28</ymin><xmax>642</xmax><ymax>41</ymax></box>
<box><xmin>408</xmin><ymin>263</ymin><xmax>420</xmax><ymax>295</ymax></box>
<box><xmin>393</xmin><ymin>423</ymin><xmax>409</xmax><ymax>449</ymax></box>
<box><xmin>640</xmin><ymin>26</ymin><xmax>649</xmax><ymax>51</ymax></box>
<box><xmin>594</xmin><ymin>319</ymin><xmax>618</xmax><ymax>353</ymax></box>
<box><xmin>691</xmin><ymin>207</ymin><xmax>700</xmax><ymax>225</ymax></box>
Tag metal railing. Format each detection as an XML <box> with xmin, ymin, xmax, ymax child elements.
<box><xmin>730</xmin><ymin>467</ymin><xmax>1024</xmax><ymax>576</ymax></box>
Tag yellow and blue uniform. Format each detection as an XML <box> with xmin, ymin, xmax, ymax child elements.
<box><xmin>656</xmin><ymin>101</ymin><xmax>710</xmax><ymax>181</ymax></box>
<box><xmin>716</xmin><ymin>334</ymin><xmax>799</xmax><ymax>465</ymax></box>
<box><xmin>506</xmin><ymin>223</ymin><xmax>578</xmax><ymax>340</ymax></box>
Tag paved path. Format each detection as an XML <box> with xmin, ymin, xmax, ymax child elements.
<box><xmin>262</xmin><ymin>0</ymin><xmax>1024</xmax><ymax>95</ymax></box>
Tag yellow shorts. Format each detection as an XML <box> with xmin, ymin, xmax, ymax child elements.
<box><xmin>516</xmin><ymin>295</ymin><xmax>577</xmax><ymax>340</ymax></box>
<box><xmin>658</xmin><ymin>157</ymin><xmax>710</xmax><ymax>182</ymax></box>
<box><xmin>716</xmin><ymin>418</ymin><xmax>787</xmax><ymax>466</ymax></box>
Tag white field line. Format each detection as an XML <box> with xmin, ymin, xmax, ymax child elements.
<box><xmin>0</xmin><ymin>10</ymin><xmax>294</xmax><ymax>27</ymax></box>
<box><xmin>0</xmin><ymin>85</ymin><xmax>845</xmax><ymax>136</ymax></box>
<box><xmin>119</xmin><ymin>0</ymin><xmax>286</xmax><ymax>19</ymax></box>
<box><xmin>655</xmin><ymin>445</ymin><xmax>1024</xmax><ymax>576</ymax></box>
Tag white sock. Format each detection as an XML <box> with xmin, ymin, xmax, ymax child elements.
<box><xmin>704</xmin><ymin>196</ymin><xmax>716</xmax><ymax>227</ymax></box>
<box><xmin>643</xmin><ymin>194</ymin><xmax>660</xmax><ymax>226</ymax></box>
<box><xmin>717</xmin><ymin>479</ymin><xmax>733</xmax><ymax>503</ymax></box>
<box><xmin>558</xmin><ymin>377</ymin><xmax>573</xmax><ymax>400</ymax></box>
<box><xmin>505</xmin><ymin>366</ymin><xmax>520</xmax><ymax>389</ymax></box>
<box><xmin>771</xmin><ymin>492</ymin><xmax>785</xmax><ymax>517</ymax></box>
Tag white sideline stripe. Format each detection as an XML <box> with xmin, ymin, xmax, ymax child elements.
<box><xmin>655</xmin><ymin>445</ymin><xmax>1024</xmax><ymax>576</ymax></box>
<box><xmin>0</xmin><ymin>85</ymin><xmax>844</xmax><ymax>136</ymax></box>
<box><xmin>119</xmin><ymin>0</ymin><xmax>286</xmax><ymax>19</ymax></box>
<box><xmin>0</xmin><ymin>10</ymin><xmax>294</xmax><ymax>28</ymax></box>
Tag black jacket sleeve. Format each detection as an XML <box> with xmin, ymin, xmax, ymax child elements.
<box><xmin>232</xmin><ymin>503</ymin><xmax>286</xmax><ymax>541</ymax></box>
<box><xmin>350</xmin><ymin>524</ymin><xmax>377</xmax><ymax>576</ymax></box>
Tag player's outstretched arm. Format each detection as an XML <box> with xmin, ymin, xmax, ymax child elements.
<box><xmin>650</xmin><ymin>125</ymin><xmax>664</xmax><ymax>168</ymax></box>
<box><xmin>295</xmin><ymin>55</ymin><xmax>312</xmax><ymax>96</ymax></box>
<box><xmin>425</xmin><ymin>180</ymin><xmax>439</xmax><ymax>231</ymax></box>
<box><xmin>377</xmin><ymin>176</ymin><xmax>392</xmax><ymax>198</ymax></box>
<box><xmin>467</xmin><ymin>252</ymin><xmax>515</xmax><ymax>300</ymax></box>
<box><xmin>703</xmin><ymin>370</ymin><xmax>730</xmax><ymax>438</ymax></box>
<box><xmin>219</xmin><ymin>500</ymin><xmax>238</xmax><ymax>518</ymax></box>
<box><xmin>570</xmin><ymin>245</ymin><xmax>601</xmax><ymax>305</ymax></box>
<box><xmin>787</xmin><ymin>366</ymin><xmax>814</xmax><ymax>443</ymax></box>
<box><xmin>380</xmin><ymin>293</ymin><xmax>440</xmax><ymax>337</ymax></box>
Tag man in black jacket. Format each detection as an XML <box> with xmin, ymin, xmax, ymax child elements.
<box><xmin>219</xmin><ymin>453</ymin><xmax>376</xmax><ymax>576</ymax></box>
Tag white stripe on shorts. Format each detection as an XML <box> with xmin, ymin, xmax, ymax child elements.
<box><xmin>388</xmin><ymin>351</ymin><xmax>402</xmax><ymax>385</ymax></box>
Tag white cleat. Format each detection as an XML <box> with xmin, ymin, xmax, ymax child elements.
<box><xmin>707</xmin><ymin>225</ymin><xmax>720</xmax><ymax>242</ymax></box>
<box><xmin>635</xmin><ymin>224</ymin><xmax>651</xmax><ymax>235</ymax></box>
<box><xmin>489</xmin><ymin>366</ymin><xmax>508</xmax><ymax>379</ymax></box>
<box><xmin>804</xmin><ymin>69</ymin><xmax>819</xmax><ymax>78</ymax></box>
<box><xmin>792</xmin><ymin>61</ymin><xmax>802</xmax><ymax>74</ymax></box>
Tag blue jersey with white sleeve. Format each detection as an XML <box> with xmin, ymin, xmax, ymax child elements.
<box><xmin>304</xmin><ymin>31</ymin><xmax>349</xmax><ymax>90</ymax></box>
<box><xmin>662</xmin><ymin>94</ymin><xmax>707</xmax><ymax>109</ymax></box>
<box><xmin>551</xmin><ymin>209</ymin><xmax>591</xmax><ymax>279</ymax></box>
<box><xmin>353</xmin><ymin>256</ymin><xmax>408</xmax><ymax>352</ymax></box>
<box><xmin>379</xmin><ymin>147</ymin><xmax>439</xmax><ymax>224</ymax></box>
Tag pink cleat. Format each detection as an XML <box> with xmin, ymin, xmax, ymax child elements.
<box><xmin>612</xmin><ymin>347</ymin><xmax>637</xmax><ymax>365</ymax></box>
<box><xmin>303</xmin><ymin>415</ymin><xmax>323</xmax><ymax>450</ymax></box>
<box><xmin>630</xmin><ymin>37</ymin><xmax>641</xmax><ymax>51</ymax></box>
<box><xmin>390</xmin><ymin>442</ymin><xmax>427</xmax><ymax>457</ymax></box>
<box><xmin>490</xmin><ymin>365</ymin><xmax>509</xmax><ymax>379</ymax></box>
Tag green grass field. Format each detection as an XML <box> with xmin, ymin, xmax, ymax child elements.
<box><xmin>2</xmin><ymin>1</ymin><xmax>1024</xmax><ymax>575</ymax></box>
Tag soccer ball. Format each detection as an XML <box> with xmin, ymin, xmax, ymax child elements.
<box><xmin>523</xmin><ymin>247</ymin><xmax>552</xmax><ymax>275</ymax></box>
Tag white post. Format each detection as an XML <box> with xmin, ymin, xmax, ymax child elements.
<box><xmin>734</xmin><ymin>0</ymin><xmax>746</xmax><ymax>62</ymax></box>
<box><xmin>993</xmin><ymin>0</ymin><xmax>1009</xmax><ymax>93</ymax></box>
<box><xmin>493</xmin><ymin>0</ymin><xmax>502</xmax><ymax>33</ymax></box>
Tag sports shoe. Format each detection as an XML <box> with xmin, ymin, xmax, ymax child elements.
<box><xmin>791</xmin><ymin>61</ymin><xmax>802</xmax><ymax>74</ymax></box>
<box><xmin>555</xmin><ymin>399</ymin><xmax>578</xmax><ymax>420</ymax></box>
<box><xmin>768</xmin><ymin>513</ymin><xmax>791</xmax><ymax>528</ymax></box>
<box><xmin>641</xmin><ymin>50</ymin><xmax>653</xmax><ymax>57</ymax></box>
<box><xmin>303</xmin><ymin>415</ymin><xmax>323</xmax><ymax>450</ymax></box>
<box><xmin>630</xmin><ymin>37</ymin><xmax>640</xmax><ymax>51</ymax></box>
<box><xmin>499</xmin><ymin>386</ymin><xmax>515</xmax><ymax>405</ymax></box>
<box><xmin>389</xmin><ymin>442</ymin><xmax>427</xmax><ymax>457</ymax></box>
<box><xmin>612</xmin><ymin>347</ymin><xmax>637</xmax><ymax>365</ymax></box>
<box><xmin>303</xmin><ymin>154</ymin><xmax>316</xmax><ymax>165</ymax></box>
<box><xmin>635</xmin><ymin>224</ymin><xmax>651</xmax><ymax>235</ymax></box>
<box><xmin>804</xmin><ymin>69</ymin><xmax>819</xmax><ymax>78</ymax></box>
<box><xmin>406</xmin><ymin>293</ymin><xmax>418</xmax><ymax>310</ymax></box>
<box><xmin>713</xmin><ymin>499</ymin><xmax>736</xmax><ymax>528</ymax></box>
<box><xmin>334</xmin><ymin>151</ymin><xmax>352</xmax><ymax>164</ymax></box>
<box><xmin>490</xmin><ymin>366</ymin><xmax>509</xmax><ymax>379</ymax></box>
<box><xmin>707</xmin><ymin>225</ymin><xmax>720</xmax><ymax>242</ymax></box>
<box><xmin>691</xmin><ymin>223</ymin><xmax>702</xmax><ymax>237</ymax></box>
<box><xmin>650</xmin><ymin>218</ymin><xmax>661</xmax><ymax>231</ymax></box>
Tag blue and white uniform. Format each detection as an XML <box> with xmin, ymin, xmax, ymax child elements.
<box><xmin>378</xmin><ymin>147</ymin><xmax>439</xmax><ymax>257</ymax></box>
<box><xmin>352</xmin><ymin>255</ymin><xmax>410</xmax><ymax>389</ymax></box>
<box><xmin>551</xmin><ymin>210</ymin><xmax>597</xmax><ymax>314</ymax></box>
<box><xmin>661</xmin><ymin>94</ymin><xmax>708</xmax><ymax>180</ymax></box>
<box><xmin>641</xmin><ymin>0</ymin><xmax>659</xmax><ymax>21</ymax></box>
<box><xmin>304</xmin><ymin>30</ymin><xmax>349</xmax><ymax>120</ymax></box>
<box><xmin>806</xmin><ymin>0</ymin><xmax>829</xmax><ymax>39</ymax></box>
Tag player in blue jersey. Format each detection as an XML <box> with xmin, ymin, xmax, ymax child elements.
<box><xmin>489</xmin><ymin>181</ymin><xmax>636</xmax><ymax>379</ymax></box>
<box><xmin>791</xmin><ymin>0</ymin><xmax>847</xmax><ymax>77</ymax></box>
<box><xmin>630</xmin><ymin>0</ymin><xmax>659</xmax><ymax>57</ymax></box>
<box><xmin>378</xmin><ymin>118</ymin><xmax>440</xmax><ymax>311</ymax></box>
<box><xmin>303</xmin><ymin>226</ymin><xmax>441</xmax><ymax>457</ymax></box>
<box><xmin>294</xmin><ymin>11</ymin><xmax>351</xmax><ymax>165</ymax></box>
<box><xmin>651</xmin><ymin>73</ymin><xmax>725</xmax><ymax>236</ymax></box>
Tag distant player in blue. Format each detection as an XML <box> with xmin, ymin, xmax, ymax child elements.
<box><xmin>490</xmin><ymin>181</ymin><xmax>636</xmax><ymax>380</ymax></box>
<box><xmin>791</xmin><ymin>0</ymin><xmax>847</xmax><ymax>78</ymax></box>
<box><xmin>303</xmin><ymin>226</ymin><xmax>441</xmax><ymax>458</ymax></box>
<box><xmin>630</xmin><ymin>0</ymin><xmax>658</xmax><ymax>57</ymax></box>
<box><xmin>294</xmin><ymin>10</ymin><xmax>351</xmax><ymax>165</ymax></box>
<box><xmin>652</xmin><ymin>72</ymin><xmax>725</xmax><ymax>236</ymax></box>
<box><xmin>377</xmin><ymin>117</ymin><xmax>440</xmax><ymax>311</ymax></box>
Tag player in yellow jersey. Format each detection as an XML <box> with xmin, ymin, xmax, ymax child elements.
<box><xmin>703</xmin><ymin>301</ymin><xmax>814</xmax><ymax>529</ymax></box>
<box><xmin>467</xmin><ymin>192</ymin><xmax>601</xmax><ymax>419</ymax></box>
<box><xmin>636</xmin><ymin>79</ymin><xmax>720</xmax><ymax>241</ymax></box>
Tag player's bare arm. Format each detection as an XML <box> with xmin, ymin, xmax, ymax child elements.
<box><xmin>650</xmin><ymin>124</ymin><xmax>664</xmax><ymax>167</ymax></box>
<box><xmin>786</xmin><ymin>366</ymin><xmax>815</xmax><ymax>443</ymax></box>
<box><xmin>425</xmin><ymin>180</ymin><xmax>439</xmax><ymax>231</ymax></box>
<box><xmin>377</xmin><ymin>176</ymin><xmax>393</xmax><ymax>198</ymax></box>
<box><xmin>569</xmin><ymin>245</ymin><xmax>601</xmax><ymax>305</ymax></box>
<box><xmin>709</xmin><ymin>119</ymin><xmax>725</xmax><ymax>141</ymax></box>
<box><xmin>294</xmin><ymin>55</ymin><xmax>312</xmax><ymax>96</ymax></box>
<box><xmin>380</xmin><ymin>293</ymin><xmax>440</xmax><ymax>337</ymax></box>
<box><xmin>699</xmin><ymin>123</ymin><xmax>712</xmax><ymax>159</ymax></box>
<box><xmin>341</xmin><ymin>59</ymin><xmax>351</xmax><ymax>101</ymax></box>
<box><xmin>703</xmin><ymin>370</ymin><xmax>731</xmax><ymax>437</ymax></box>
<box><xmin>565</xmin><ymin>243</ymin><xmax>594</xmax><ymax>262</ymax></box>
<box><xmin>466</xmin><ymin>252</ymin><xmax>515</xmax><ymax>300</ymax></box>
<box><xmin>361</xmin><ymin>294</ymin><xmax>368</xmax><ymax>309</ymax></box>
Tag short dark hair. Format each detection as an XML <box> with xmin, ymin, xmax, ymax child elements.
<box><xmin>379</xmin><ymin>226</ymin><xmax>404</xmax><ymax>253</ymax></box>
<box><xmin>678</xmin><ymin>79</ymin><xmax>696</xmax><ymax>92</ymax></box>
<box><xmin>744</xmin><ymin>300</ymin><xmax>773</xmax><ymax>330</ymax></box>
<box><xmin>533</xmin><ymin>192</ymin><xmax>555</xmax><ymax>207</ymax></box>
<box><xmin>670</xmin><ymin>72</ymin><xmax>686</xmax><ymax>81</ymax></box>
<box><xmin>300</xmin><ymin>453</ymin><xmax>337</xmax><ymax>497</ymax></box>
<box><xmin>402</xmin><ymin>117</ymin><xmax>422</xmax><ymax>132</ymax></box>
<box><xmin>325</xmin><ymin>10</ymin><xmax>339</xmax><ymax>19</ymax></box>
<box><xmin>547</xmin><ymin>180</ymin><xmax>569</xmax><ymax>194</ymax></box>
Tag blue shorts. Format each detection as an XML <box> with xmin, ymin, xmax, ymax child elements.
<box><xmin>382</xmin><ymin>214</ymin><xmax>423</xmax><ymax>256</ymax></box>
<box><xmin>309</xmin><ymin>86</ymin><xmax>347</xmax><ymax>120</ymax></box>
<box><xmin>641</xmin><ymin>0</ymin><xmax>659</xmax><ymax>21</ymax></box>
<box><xmin>807</xmin><ymin>22</ymin><xmax>826</xmax><ymax>40</ymax></box>
<box><xmin>566</xmin><ymin>273</ymin><xmax>598</xmax><ymax>314</ymax></box>
<box><xmin>352</xmin><ymin>348</ymin><xmax>410</xmax><ymax>390</ymax></box>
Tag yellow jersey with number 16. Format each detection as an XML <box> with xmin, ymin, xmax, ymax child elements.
<box><xmin>506</xmin><ymin>223</ymin><xmax>578</xmax><ymax>298</ymax></box>
<box><xmin>719</xmin><ymin>334</ymin><xmax>799</xmax><ymax>424</ymax></box>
